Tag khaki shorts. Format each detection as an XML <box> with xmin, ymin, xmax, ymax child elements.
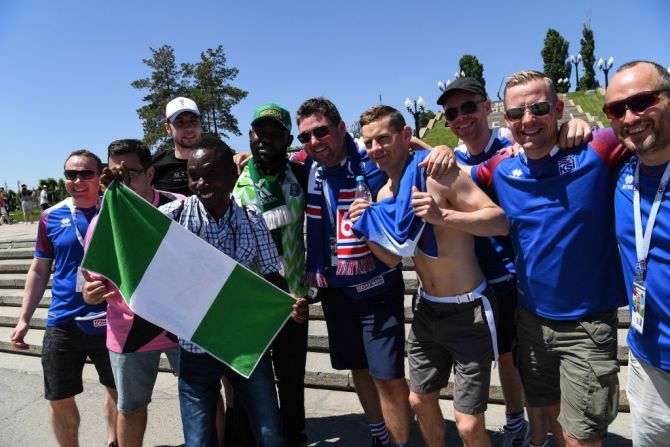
<box><xmin>515</xmin><ymin>306</ymin><xmax>620</xmax><ymax>442</ymax></box>
<box><xmin>408</xmin><ymin>289</ymin><xmax>495</xmax><ymax>415</ymax></box>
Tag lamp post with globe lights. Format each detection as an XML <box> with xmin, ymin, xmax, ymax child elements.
<box><xmin>570</xmin><ymin>54</ymin><xmax>582</xmax><ymax>90</ymax></box>
<box><xmin>557</xmin><ymin>77</ymin><xmax>569</xmax><ymax>93</ymax></box>
<box><xmin>598</xmin><ymin>57</ymin><xmax>615</xmax><ymax>89</ymax></box>
<box><xmin>404</xmin><ymin>96</ymin><xmax>426</xmax><ymax>137</ymax></box>
<box><xmin>437</xmin><ymin>80</ymin><xmax>451</xmax><ymax>92</ymax></box>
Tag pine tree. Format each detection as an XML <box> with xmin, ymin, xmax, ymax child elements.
<box><xmin>578</xmin><ymin>21</ymin><xmax>599</xmax><ymax>91</ymax></box>
<box><xmin>459</xmin><ymin>55</ymin><xmax>486</xmax><ymax>89</ymax></box>
<box><xmin>541</xmin><ymin>29</ymin><xmax>572</xmax><ymax>93</ymax></box>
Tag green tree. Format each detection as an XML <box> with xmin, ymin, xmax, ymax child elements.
<box><xmin>347</xmin><ymin>120</ymin><xmax>361</xmax><ymax>138</ymax></box>
<box><xmin>459</xmin><ymin>55</ymin><xmax>486</xmax><ymax>89</ymax></box>
<box><xmin>183</xmin><ymin>46</ymin><xmax>247</xmax><ymax>138</ymax></box>
<box><xmin>418</xmin><ymin>110</ymin><xmax>436</xmax><ymax>129</ymax></box>
<box><xmin>541</xmin><ymin>29</ymin><xmax>572</xmax><ymax>93</ymax></box>
<box><xmin>131</xmin><ymin>45</ymin><xmax>188</xmax><ymax>153</ymax></box>
<box><xmin>578</xmin><ymin>22</ymin><xmax>599</xmax><ymax>91</ymax></box>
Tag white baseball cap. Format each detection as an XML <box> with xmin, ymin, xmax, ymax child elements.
<box><xmin>165</xmin><ymin>97</ymin><xmax>200</xmax><ymax>122</ymax></box>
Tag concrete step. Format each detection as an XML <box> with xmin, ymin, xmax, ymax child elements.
<box><xmin>0</xmin><ymin>324</ymin><xmax>632</xmax><ymax>412</ymax></box>
<box><xmin>0</xmin><ymin>248</ymin><xmax>34</xmax><ymax>260</ymax></box>
<box><xmin>0</xmin><ymin>288</ymin><xmax>52</xmax><ymax>307</ymax></box>
<box><xmin>0</xmin><ymin>273</ymin><xmax>52</xmax><ymax>288</ymax></box>
<box><xmin>0</xmin><ymin>258</ymin><xmax>33</xmax><ymax>273</ymax></box>
<box><xmin>0</xmin><ymin>351</ymin><xmax>633</xmax><ymax>445</ymax></box>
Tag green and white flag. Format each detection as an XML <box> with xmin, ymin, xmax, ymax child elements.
<box><xmin>82</xmin><ymin>182</ymin><xmax>293</xmax><ymax>378</ymax></box>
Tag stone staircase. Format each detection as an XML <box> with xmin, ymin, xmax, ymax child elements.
<box><xmin>0</xmin><ymin>233</ymin><xmax>633</xmax><ymax>443</ymax></box>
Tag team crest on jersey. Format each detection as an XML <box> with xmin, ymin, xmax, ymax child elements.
<box><xmin>60</xmin><ymin>217</ymin><xmax>72</xmax><ymax>228</ymax></box>
<box><xmin>558</xmin><ymin>155</ymin><xmax>577</xmax><ymax>175</ymax></box>
<box><xmin>622</xmin><ymin>174</ymin><xmax>634</xmax><ymax>190</ymax></box>
<box><xmin>511</xmin><ymin>168</ymin><xmax>522</xmax><ymax>178</ymax></box>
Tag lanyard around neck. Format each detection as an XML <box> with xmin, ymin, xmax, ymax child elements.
<box><xmin>67</xmin><ymin>198</ymin><xmax>100</xmax><ymax>248</ymax></box>
<box><xmin>633</xmin><ymin>160</ymin><xmax>670</xmax><ymax>277</ymax></box>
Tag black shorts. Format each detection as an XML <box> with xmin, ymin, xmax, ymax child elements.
<box><xmin>42</xmin><ymin>322</ymin><xmax>116</xmax><ymax>401</ymax></box>
<box><xmin>490</xmin><ymin>276</ymin><xmax>518</xmax><ymax>354</ymax></box>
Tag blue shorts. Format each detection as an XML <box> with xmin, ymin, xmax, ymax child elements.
<box><xmin>109</xmin><ymin>347</ymin><xmax>180</xmax><ymax>413</ymax></box>
<box><xmin>319</xmin><ymin>278</ymin><xmax>405</xmax><ymax>380</ymax></box>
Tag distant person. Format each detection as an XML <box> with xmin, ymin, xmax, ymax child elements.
<box><xmin>605</xmin><ymin>60</ymin><xmax>670</xmax><ymax>446</ymax></box>
<box><xmin>9</xmin><ymin>150</ymin><xmax>118</xmax><ymax>447</ymax></box>
<box><xmin>20</xmin><ymin>183</ymin><xmax>35</xmax><ymax>224</ymax></box>
<box><xmin>0</xmin><ymin>187</ymin><xmax>10</xmax><ymax>225</ymax></box>
<box><xmin>152</xmin><ymin>97</ymin><xmax>203</xmax><ymax>196</ymax></box>
<box><xmin>40</xmin><ymin>185</ymin><xmax>49</xmax><ymax>211</ymax></box>
<box><xmin>82</xmin><ymin>139</ymin><xmax>184</xmax><ymax>447</ymax></box>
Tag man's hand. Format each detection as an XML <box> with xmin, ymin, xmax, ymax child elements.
<box><xmin>417</xmin><ymin>145</ymin><xmax>456</xmax><ymax>179</ymax></box>
<box><xmin>9</xmin><ymin>320</ymin><xmax>30</xmax><ymax>350</ymax></box>
<box><xmin>411</xmin><ymin>186</ymin><xmax>446</xmax><ymax>226</ymax></box>
<box><xmin>559</xmin><ymin>119</ymin><xmax>593</xmax><ymax>149</ymax></box>
<box><xmin>81</xmin><ymin>270</ymin><xmax>114</xmax><ymax>305</ymax></box>
<box><xmin>290</xmin><ymin>296</ymin><xmax>309</xmax><ymax>323</ymax></box>
<box><xmin>497</xmin><ymin>143</ymin><xmax>522</xmax><ymax>157</ymax></box>
<box><xmin>100</xmin><ymin>161</ymin><xmax>131</xmax><ymax>192</ymax></box>
<box><xmin>233</xmin><ymin>152</ymin><xmax>251</xmax><ymax>175</ymax></box>
<box><xmin>347</xmin><ymin>198</ymin><xmax>371</xmax><ymax>225</ymax></box>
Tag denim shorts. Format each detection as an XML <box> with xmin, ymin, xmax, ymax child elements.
<box><xmin>319</xmin><ymin>279</ymin><xmax>406</xmax><ymax>381</ymax></box>
<box><xmin>109</xmin><ymin>347</ymin><xmax>179</xmax><ymax>413</ymax></box>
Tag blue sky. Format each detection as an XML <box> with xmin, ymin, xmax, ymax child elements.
<box><xmin>1</xmin><ymin>0</ymin><xmax>668</xmax><ymax>189</ymax></box>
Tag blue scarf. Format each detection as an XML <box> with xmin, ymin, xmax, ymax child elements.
<box><xmin>305</xmin><ymin>138</ymin><xmax>376</xmax><ymax>287</ymax></box>
<box><xmin>352</xmin><ymin>150</ymin><xmax>437</xmax><ymax>258</ymax></box>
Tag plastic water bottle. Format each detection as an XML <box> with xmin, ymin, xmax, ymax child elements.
<box><xmin>354</xmin><ymin>175</ymin><xmax>372</xmax><ymax>202</ymax></box>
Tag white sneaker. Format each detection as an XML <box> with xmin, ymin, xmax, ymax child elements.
<box><xmin>501</xmin><ymin>420</ymin><xmax>531</xmax><ymax>447</ymax></box>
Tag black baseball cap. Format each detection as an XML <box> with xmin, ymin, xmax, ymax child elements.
<box><xmin>436</xmin><ymin>77</ymin><xmax>487</xmax><ymax>106</ymax></box>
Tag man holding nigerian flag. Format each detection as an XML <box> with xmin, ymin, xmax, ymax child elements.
<box><xmin>82</xmin><ymin>133</ymin><xmax>308</xmax><ymax>447</ymax></box>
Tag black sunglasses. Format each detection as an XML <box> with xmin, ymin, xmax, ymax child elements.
<box><xmin>64</xmin><ymin>170</ymin><xmax>97</xmax><ymax>181</ymax></box>
<box><xmin>504</xmin><ymin>101</ymin><xmax>553</xmax><ymax>121</ymax></box>
<box><xmin>444</xmin><ymin>98</ymin><xmax>486</xmax><ymax>123</ymax></box>
<box><xmin>297</xmin><ymin>125</ymin><xmax>330</xmax><ymax>144</ymax></box>
<box><xmin>602</xmin><ymin>89</ymin><xmax>669</xmax><ymax>120</ymax></box>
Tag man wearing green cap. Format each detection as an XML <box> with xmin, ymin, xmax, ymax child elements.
<box><xmin>233</xmin><ymin>103</ymin><xmax>309</xmax><ymax>447</ymax></box>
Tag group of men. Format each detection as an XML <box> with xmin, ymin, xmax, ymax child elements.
<box><xmin>7</xmin><ymin>58</ymin><xmax>670</xmax><ymax>447</ymax></box>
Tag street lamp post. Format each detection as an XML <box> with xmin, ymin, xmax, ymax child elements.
<box><xmin>598</xmin><ymin>57</ymin><xmax>615</xmax><ymax>89</ymax></box>
<box><xmin>570</xmin><ymin>54</ymin><xmax>582</xmax><ymax>91</ymax></box>
<box><xmin>404</xmin><ymin>96</ymin><xmax>426</xmax><ymax>137</ymax></box>
<box><xmin>557</xmin><ymin>77</ymin><xmax>569</xmax><ymax>93</ymax></box>
<box><xmin>437</xmin><ymin>80</ymin><xmax>451</xmax><ymax>92</ymax></box>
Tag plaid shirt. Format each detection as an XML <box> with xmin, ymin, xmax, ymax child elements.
<box><xmin>160</xmin><ymin>195</ymin><xmax>280</xmax><ymax>353</ymax></box>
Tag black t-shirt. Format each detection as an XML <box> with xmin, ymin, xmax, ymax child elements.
<box><xmin>152</xmin><ymin>150</ymin><xmax>191</xmax><ymax>197</ymax></box>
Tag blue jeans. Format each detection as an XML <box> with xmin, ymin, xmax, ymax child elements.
<box><xmin>178</xmin><ymin>348</ymin><xmax>285</xmax><ymax>447</ymax></box>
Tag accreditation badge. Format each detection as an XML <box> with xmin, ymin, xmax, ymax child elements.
<box><xmin>631</xmin><ymin>279</ymin><xmax>646</xmax><ymax>334</ymax></box>
<box><xmin>76</xmin><ymin>267</ymin><xmax>85</xmax><ymax>293</ymax></box>
<box><xmin>329</xmin><ymin>236</ymin><xmax>338</xmax><ymax>267</ymax></box>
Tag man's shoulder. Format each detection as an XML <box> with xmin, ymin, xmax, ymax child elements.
<box><xmin>152</xmin><ymin>149</ymin><xmax>175</xmax><ymax>165</ymax></box>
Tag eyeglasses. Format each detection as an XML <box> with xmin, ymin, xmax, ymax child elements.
<box><xmin>64</xmin><ymin>170</ymin><xmax>97</xmax><ymax>181</ymax></box>
<box><xmin>297</xmin><ymin>125</ymin><xmax>330</xmax><ymax>144</ymax></box>
<box><xmin>443</xmin><ymin>98</ymin><xmax>487</xmax><ymax>123</ymax></box>
<box><xmin>504</xmin><ymin>101</ymin><xmax>553</xmax><ymax>121</ymax></box>
<box><xmin>602</xmin><ymin>89</ymin><xmax>669</xmax><ymax>120</ymax></box>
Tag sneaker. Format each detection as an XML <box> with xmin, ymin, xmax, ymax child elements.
<box><xmin>501</xmin><ymin>419</ymin><xmax>531</xmax><ymax>447</ymax></box>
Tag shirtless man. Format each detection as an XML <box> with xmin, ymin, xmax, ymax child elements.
<box><xmin>349</xmin><ymin>105</ymin><xmax>509</xmax><ymax>447</ymax></box>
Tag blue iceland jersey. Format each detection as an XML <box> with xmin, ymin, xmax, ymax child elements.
<box><xmin>35</xmin><ymin>199</ymin><xmax>107</xmax><ymax>326</ymax></box>
<box><xmin>454</xmin><ymin>127</ymin><xmax>516</xmax><ymax>281</ymax></box>
<box><xmin>614</xmin><ymin>157</ymin><xmax>670</xmax><ymax>371</ymax></box>
<box><xmin>473</xmin><ymin>132</ymin><xmax>628</xmax><ymax>319</ymax></box>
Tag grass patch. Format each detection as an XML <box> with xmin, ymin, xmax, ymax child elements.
<box><xmin>565</xmin><ymin>90</ymin><xmax>610</xmax><ymax>127</ymax></box>
<box><xmin>422</xmin><ymin>117</ymin><xmax>460</xmax><ymax>148</ymax></box>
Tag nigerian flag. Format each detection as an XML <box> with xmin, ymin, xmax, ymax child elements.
<box><xmin>82</xmin><ymin>182</ymin><xmax>293</xmax><ymax>378</ymax></box>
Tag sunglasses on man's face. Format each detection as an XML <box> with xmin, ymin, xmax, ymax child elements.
<box><xmin>504</xmin><ymin>101</ymin><xmax>553</xmax><ymax>121</ymax></box>
<box><xmin>64</xmin><ymin>170</ymin><xmax>96</xmax><ymax>181</ymax></box>
<box><xmin>297</xmin><ymin>125</ymin><xmax>330</xmax><ymax>144</ymax></box>
<box><xmin>443</xmin><ymin>98</ymin><xmax>486</xmax><ymax>123</ymax></box>
<box><xmin>602</xmin><ymin>89</ymin><xmax>669</xmax><ymax>120</ymax></box>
